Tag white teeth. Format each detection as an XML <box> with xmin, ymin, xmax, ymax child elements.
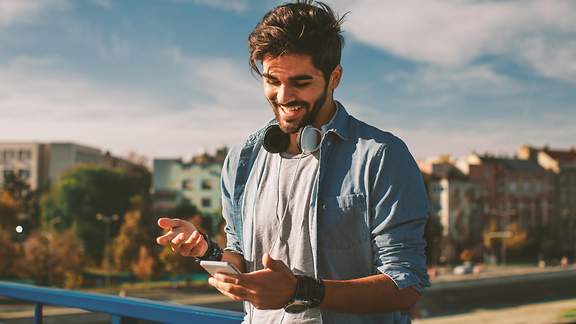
<box><xmin>282</xmin><ymin>106</ymin><xmax>301</xmax><ymax>112</ymax></box>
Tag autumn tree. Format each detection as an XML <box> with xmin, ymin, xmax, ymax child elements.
<box><xmin>132</xmin><ymin>246</ymin><xmax>158</xmax><ymax>281</ymax></box>
<box><xmin>15</xmin><ymin>229</ymin><xmax>84</xmax><ymax>288</ymax></box>
<box><xmin>113</xmin><ymin>209</ymin><xmax>150</xmax><ymax>272</ymax></box>
<box><xmin>0</xmin><ymin>230</ymin><xmax>19</xmax><ymax>277</ymax></box>
<box><xmin>41</xmin><ymin>165</ymin><xmax>151</xmax><ymax>264</ymax></box>
<box><xmin>0</xmin><ymin>191</ymin><xmax>19</xmax><ymax>231</ymax></box>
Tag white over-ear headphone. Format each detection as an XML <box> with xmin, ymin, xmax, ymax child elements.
<box><xmin>262</xmin><ymin>124</ymin><xmax>323</xmax><ymax>154</ymax></box>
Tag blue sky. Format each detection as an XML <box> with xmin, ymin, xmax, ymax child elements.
<box><xmin>1</xmin><ymin>0</ymin><xmax>575</xmax><ymax>161</ymax></box>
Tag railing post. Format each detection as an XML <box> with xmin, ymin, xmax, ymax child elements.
<box><xmin>34</xmin><ymin>303</ymin><xmax>43</xmax><ymax>324</ymax></box>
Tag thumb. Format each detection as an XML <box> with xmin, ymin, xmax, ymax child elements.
<box><xmin>262</xmin><ymin>253</ymin><xmax>283</xmax><ymax>271</ymax></box>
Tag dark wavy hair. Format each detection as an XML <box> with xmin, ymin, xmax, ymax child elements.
<box><xmin>248</xmin><ymin>1</ymin><xmax>346</xmax><ymax>81</ymax></box>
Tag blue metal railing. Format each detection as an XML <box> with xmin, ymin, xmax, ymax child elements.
<box><xmin>0</xmin><ymin>281</ymin><xmax>243</xmax><ymax>324</ymax></box>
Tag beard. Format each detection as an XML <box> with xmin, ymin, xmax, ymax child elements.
<box><xmin>269</xmin><ymin>85</ymin><xmax>329</xmax><ymax>134</ymax></box>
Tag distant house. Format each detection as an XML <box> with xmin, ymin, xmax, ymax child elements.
<box><xmin>0</xmin><ymin>142</ymin><xmax>109</xmax><ymax>191</ymax></box>
<box><xmin>421</xmin><ymin>156</ymin><xmax>482</xmax><ymax>263</ymax></box>
<box><xmin>152</xmin><ymin>148</ymin><xmax>228</xmax><ymax>219</ymax></box>
<box><xmin>519</xmin><ymin>145</ymin><xmax>576</xmax><ymax>257</ymax></box>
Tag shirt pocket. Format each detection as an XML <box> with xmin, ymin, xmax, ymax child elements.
<box><xmin>318</xmin><ymin>193</ymin><xmax>369</xmax><ymax>250</ymax></box>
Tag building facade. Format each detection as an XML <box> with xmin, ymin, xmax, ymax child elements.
<box><xmin>0</xmin><ymin>143</ymin><xmax>48</xmax><ymax>191</ymax></box>
<box><xmin>421</xmin><ymin>158</ymin><xmax>482</xmax><ymax>263</ymax></box>
<box><xmin>520</xmin><ymin>145</ymin><xmax>576</xmax><ymax>259</ymax></box>
<box><xmin>153</xmin><ymin>148</ymin><xmax>228</xmax><ymax>218</ymax></box>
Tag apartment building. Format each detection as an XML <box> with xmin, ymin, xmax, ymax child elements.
<box><xmin>153</xmin><ymin>148</ymin><xmax>228</xmax><ymax>217</ymax></box>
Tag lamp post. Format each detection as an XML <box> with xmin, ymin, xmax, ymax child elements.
<box><xmin>46</xmin><ymin>217</ymin><xmax>61</xmax><ymax>286</ymax></box>
<box><xmin>96</xmin><ymin>213</ymin><xmax>119</xmax><ymax>288</ymax></box>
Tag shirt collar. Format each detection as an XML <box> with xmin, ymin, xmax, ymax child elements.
<box><xmin>320</xmin><ymin>100</ymin><xmax>350</xmax><ymax>141</ymax></box>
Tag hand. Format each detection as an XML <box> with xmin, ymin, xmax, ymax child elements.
<box><xmin>156</xmin><ymin>217</ymin><xmax>208</xmax><ymax>257</ymax></box>
<box><xmin>208</xmin><ymin>253</ymin><xmax>297</xmax><ymax>309</ymax></box>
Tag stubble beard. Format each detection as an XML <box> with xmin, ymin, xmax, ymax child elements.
<box><xmin>271</xmin><ymin>86</ymin><xmax>329</xmax><ymax>134</ymax></box>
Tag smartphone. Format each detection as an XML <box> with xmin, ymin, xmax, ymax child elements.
<box><xmin>200</xmin><ymin>260</ymin><xmax>242</xmax><ymax>276</ymax></box>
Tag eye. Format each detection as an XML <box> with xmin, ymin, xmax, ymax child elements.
<box><xmin>293</xmin><ymin>82</ymin><xmax>311</xmax><ymax>88</ymax></box>
<box><xmin>265</xmin><ymin>78</ymin><xmax>280</xmax><ymax>86</ymax></box>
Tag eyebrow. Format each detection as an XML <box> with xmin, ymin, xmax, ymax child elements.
<box><xmin>263</xmin><ymin>73</ymin><xmax>314</xmax><ymax>81</ymax></box>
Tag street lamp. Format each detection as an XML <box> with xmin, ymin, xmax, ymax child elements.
<box><xmin>46</xmin><ymin>217</ymin><xmax>61</xmax><ymax>286</ymax></box>
<box><xmin>96</xmin><ymin>213</ymin><xmax>119</xmax><ymax>288</ymax></box>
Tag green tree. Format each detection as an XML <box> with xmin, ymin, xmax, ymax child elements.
<box><xmin>41</xmin><ymin>165</ymin><xmax>151</xmax><ymax>264</ymax></box>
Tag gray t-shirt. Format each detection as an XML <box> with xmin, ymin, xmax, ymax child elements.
<box><xmin>247</xmin><ymin>151</ymin><xmax>320</xmax><ymax>323</ymax></box>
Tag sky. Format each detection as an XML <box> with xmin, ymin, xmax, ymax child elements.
<box><xmin>1</xmin><ymin>0</ymin><xmax>575</xmax><ymax>161</ymax></box>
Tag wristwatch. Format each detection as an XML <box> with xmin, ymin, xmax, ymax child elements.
<box><xmin>284</xmin><ymin>275</ymin><xmax>325</xmax><ymax>314</ymax></box>
<box><xmin>198</xmin><ymin>233</ymin><xmax>223</xmax><ymax>261</ymax></box>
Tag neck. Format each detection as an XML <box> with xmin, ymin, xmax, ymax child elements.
<box><xmin>286</xmin><ymin>97</ymin><xmax>336</xmax><ymax>155</ymax></box>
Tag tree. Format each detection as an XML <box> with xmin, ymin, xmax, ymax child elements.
<box><xmin>112</xmin><ymin>210</ymin><xmax>150</xmax><ymax>272</ymax></box>
<box><xmin>132</xmin><ymin>246</ymin><xmax>158</xmax><ymax>281</ymax></box>
<box><xmin>41</xmin><ymin>165</ymin><xmax>151</xmax><ymax>264</ymax></box>
<box><xmin>425</xmin><ymin>213</ymin><xmax>443</xmax><ymax>266</ymax></box>
<box><xmin>0</xmin><ymin>230</ymin><xmax>19</xmax><ymax>277</ymax></box>
<box><xmin>15</xmin><ymin>229</ymin><xmax>84</xmax><ymax>288</ymax></box>
<box><xmin>2</xmin><ymin>171</ymin><xmax>41</xmax><ymax>231</ymax></box>
<box><xmin>0</xmin><ymin>191</ymin><xmax>19</xmax><ymax>231</ymax></box>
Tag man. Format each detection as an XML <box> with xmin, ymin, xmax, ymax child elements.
<box><xmin>156</xmin><ymin>1</ymin><xmax>429</xmax><ymax>323</ymax></box>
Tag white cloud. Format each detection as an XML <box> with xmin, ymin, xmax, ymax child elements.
<box><xmin>385</xmin><ymin>64</ymin><xmax>512</xmax><ymax>94</ymax></box>
<box><xmin>330</xmin><ymin>0</ymin><xmax>576</xmax><ymax>82</ymax></box>
<box><xmin>170</xmin><ymin>0</ymin><xmax>251</xmax><ymax>12</ymax></box>
<box><xmin>0</xmin><ymin>0</ymin><xmax>69</xmax><ymax>27</ymax></box>
<box><xmin>0</xmin><ymin>53</ymin><xmax>268</xmax><ymax>157</ymax></box>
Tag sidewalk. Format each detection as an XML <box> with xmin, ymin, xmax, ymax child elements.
<box><xmin>414</xmin><ymin>298</ymin><xmax>576</xmax><ymax>324</ymax></box>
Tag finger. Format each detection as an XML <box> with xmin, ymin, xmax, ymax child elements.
<box><xmin>156</xmin><ymin>232</ymin><xmax>177</xmax><ymax>245</ymax></box>
<box><xmin>208</xmin><ymin>278</ymin><xmax>245</xmax><ymax>301</ymax></box>
<box><xmin>170</xmin><ymin>233</ymin><xmax>186</xmax><ymax>251</ymax></box>
<box><xmin>185</xmin><ymin>235</ymin><xmax>207</xmax><ymax>256</ymax></box>
<box><xmin>262</xmin><ymin>253</ymin><xmax>285</xmax><ymax>272</ymax></box>
<box><xmin>262</xmin><ymin>253</ymin><xmax>272</xmax><ymax>269</ymax></box>
<box><xmin>213</xmin><ymin>273</ymin><xmax>241</xmax><ymax>285</ymax></box>
<box><xmin>208</xmin><ymin>277</ymin><xmax>256</xmax><ymax>300</ymax></box>
<box><xmin>157</xmin><ymin>217</ymin><xmax>184</xmax><ymax>229</ymax></box>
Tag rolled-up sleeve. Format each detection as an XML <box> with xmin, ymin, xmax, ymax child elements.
<box><xmin>369</xmin><ymin>138</ymin><xmax>430</xmax><ymax>293</ymax></box>
<box><xmin>220</xmin><ymin>146</ymin><xmax>243</xmax><ymax>255</ymax></box>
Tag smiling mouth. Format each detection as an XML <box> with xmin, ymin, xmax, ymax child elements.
<box><xmin>281</xmin><ymin>105</ymin><xmax>304</xmax><ymax>112</ymax></box>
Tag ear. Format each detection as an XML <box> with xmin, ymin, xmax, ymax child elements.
<box><xmin>328</xmin><ymin>65</ymin><xmax>343</xmax><ymax>90</ymax></box>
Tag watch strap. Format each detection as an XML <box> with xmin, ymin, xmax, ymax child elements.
<box><xmin>198</xmin><ymin>232</ymin><xmax>223</xmax><ymax>261</ymax></box>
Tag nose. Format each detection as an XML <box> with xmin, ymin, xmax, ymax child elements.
<box><xmin>276</xmin><ymin>84</ymin><xmax>295</xmax><ymax>105</ymax></box>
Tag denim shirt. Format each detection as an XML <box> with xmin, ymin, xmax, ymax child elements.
<box><xmin>220</xmin><ymin>102</ymin><xmax>430</xmax><ymax>324</ymax></box>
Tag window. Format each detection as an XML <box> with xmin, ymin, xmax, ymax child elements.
<box><xmin>4</xmin><ymin>150</ymin><xmax>14</xmax><ymax>161</ymax></box>
<box><xmin>181</xmin><ymin>179</ymin><xmax>192</xmax><ymax>190</ymax></box>
<box><xmin>19</xmin><ymin>150</ymin><xmax>31</xmax><ymax>161</ymax></box>
<box><xmin>201</xmin><ymin>179</ymin><xmax>212</xmax><ymax>190</ymax></box>
<box><xmin>19</xmin><ymin>169</ymin><xmax>31</xmax><ymax>179</ymax></box>
<box><xmin>201</xmin><ymin>198</ymin><xmax>211</xmax><ymax>208</ymax></box>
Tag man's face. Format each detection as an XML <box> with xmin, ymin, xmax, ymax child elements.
<box><xmin>262</xmin><ymin>53</ymin><xmax>329</xmax><ymax>134</ymax></box>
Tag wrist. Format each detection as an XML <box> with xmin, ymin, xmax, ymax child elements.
<box><xmin>284</xmin><ymin>275</ymin><xmax>325</xmax><ymax>313</ymax></box>
<box><xmin>198</xmin><ymin>233</ymin><xmax>223</xmax><ymax>261</ymax></box>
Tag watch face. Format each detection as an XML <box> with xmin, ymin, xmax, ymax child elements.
<box><xmin>284</xmin><ymin>300</ymin><xmax>309</xmax><ymax>314</ymax></box>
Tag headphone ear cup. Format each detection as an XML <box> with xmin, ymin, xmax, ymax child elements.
<box><xmin>263</xmin><ymin>124</ymin><xmax>289</xmax><ymax>153</ymax></box>
<box><xmin>298</xmin><ymin>125</ymin><xmax>322</xmax><ymax>154</ymax></box>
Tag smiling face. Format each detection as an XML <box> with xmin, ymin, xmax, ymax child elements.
<box><xmin>262</xmin><ymin>53</ymin><xmax>341</xmax><ymax>134</ymax></box>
